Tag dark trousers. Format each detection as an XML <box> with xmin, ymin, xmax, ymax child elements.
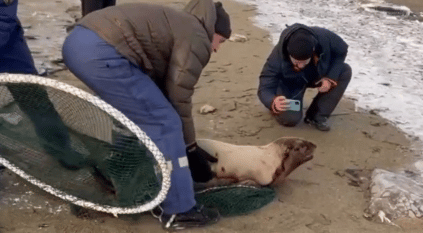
<box><xmin>0</xmin><ymin>23</ymin><xmax>37</xmax><ymax>75</ymax></box>
<box><xmin>81</xmin><ymin>0</ymin><xmax>116</xmax><ymax>16</ymax></box>
<box><xmin>274</xmin><ymin>63</ymin><xmax>352</xmax><ymax>126</ymax></box>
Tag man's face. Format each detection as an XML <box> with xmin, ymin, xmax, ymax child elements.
<box><xmin>290</xmin><ymin>55</ymin><xmax>311</xmax><ymax>72</ymax></box>
<box><xmin>211</xmin><ymin>33</ymin><xmax>226</xmax><ymax>53</ymax></box>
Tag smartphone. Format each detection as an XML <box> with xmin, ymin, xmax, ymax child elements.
<box><xmin>287</xmin><ymin>99</ymin><xmax>301</xmax><ymax>111</ymax></box>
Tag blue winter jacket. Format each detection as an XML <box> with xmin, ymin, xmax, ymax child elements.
<box><xmin>0</xmin><ymin>0</ymin><xmax>19</xmax><ymax>49</ymax></box>
<box><xmin>258</xmin><ymin>23</ymin><xmax>348</xmax><ymax>109</ymax></box>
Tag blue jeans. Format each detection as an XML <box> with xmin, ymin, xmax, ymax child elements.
<box><xmin>62</xmin><ymin>26</ymin><xmax>196</xmax><ymax>214</ymax></box>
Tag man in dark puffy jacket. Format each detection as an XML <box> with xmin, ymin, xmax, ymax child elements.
<box><xmin>258</xmin><ymin>23</ymin><xmax>352</xmax><ymax>131</ymax></box>
<box><xmin>62</xmin><ymin>0</ymin><xmax>231</xmax><ymax>230</ymax></box>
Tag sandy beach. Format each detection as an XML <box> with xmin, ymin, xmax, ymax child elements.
<box><xmin>1</xmin><ymin>0</ymin><xmax>423</xmax><ymax>232</ymax></box>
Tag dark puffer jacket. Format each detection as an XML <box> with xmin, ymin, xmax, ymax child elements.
<box><xmin>78</xmin><ymin>0</ymin><xmax>217</xmax><ymax>145</ymax></box>
<box><xmin>258</xmin><ymin>23</ymin><xmax>348</xmax><ymax>109</ymax></box>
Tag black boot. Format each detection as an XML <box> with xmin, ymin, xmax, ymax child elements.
<box><xmin>159</xmin><ymin>204</ymin><xmax>220</xmax><ymax>231</ymax></box>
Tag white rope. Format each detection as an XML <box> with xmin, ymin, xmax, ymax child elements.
<box><xmin>0</xmin><ymin>73</ymin><xmax>171</xmax><ymax>216</ymax></box>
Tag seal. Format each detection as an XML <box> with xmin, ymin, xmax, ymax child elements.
<box><xmin>197</xmin><ymin>137</ymin><xmax>316</xmax><ymax>186</ymax></box>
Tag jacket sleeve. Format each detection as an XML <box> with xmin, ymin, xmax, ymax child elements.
<box><xmin>325</xmin><ymin>30</ymin><xmax>348</xmax><ymax>82</ymax></box>
<box><xmin>0</xmin><ymin>0</ymin><xmax>18</xmax><ymax>49</ymax></box>
<box><xmin>258</xmin><ymin>43</ymin><xmax>283</xmax><ymax>109</ymax></box>
<box><xmin>165</xmin><ymin>33</ymin><xmax>211</xmax><ymax>146</ymax></box>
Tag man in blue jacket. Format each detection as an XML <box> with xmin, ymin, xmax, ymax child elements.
<box><xmin>258</xmin><ymin>23</ymin><xmax>352</xmax><ymax>131</ymax></box>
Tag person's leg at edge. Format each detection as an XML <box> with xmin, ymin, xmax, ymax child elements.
<box><xmin>1</xmin><ymin>24</ymin><xmax>84</xmax><ymax>169</ymax></box>
<box><xmin>62</xmin><ymin>26</ymin><xmax>204</xmax><ymax>217</ymax></box>
<box><xmin>305</xmin><ymin>64</ymin><xmax>352</xmax><ymax>124</ymax></box>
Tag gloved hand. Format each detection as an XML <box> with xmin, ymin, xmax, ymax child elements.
<box><xmin>186</xmin><ymin>143</ymin><xmax>218</xmax><ymax>183</ymax></box>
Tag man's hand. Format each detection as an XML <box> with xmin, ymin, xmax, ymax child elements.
<box><xmin>316</xmin><ymin>78</ymin><xmax>337</xmax><ymax>93</ymax></box>
<box><xmin>186</xmin><ymin>143</ymin><xmax>217</xmax><ymax>183</ymax></box>
<box><xmin>271</xmin><ymin>96</ymin><xmax>290</xmax><ymax>114</ymax></box>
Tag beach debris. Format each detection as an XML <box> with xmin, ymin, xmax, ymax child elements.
<box><xmin>364</xmin><ymin>168</ymin><xmax>423</xmax><ymax>223</ymax></box>
<box><xmin>345</xmin><ymin>166</ymin><xmax>423</xmax><ymax>225</ymax></box>
<box><xmin>38</xmin><ymin>223</ymin><xmax>49</xmax><ymax>229</ymax></box>
<box><xmin>200</xmin><ymin>104</ymin><xmax>216</xmax><ymax>114</ymax></box>
<box><xmin>358</xmin><ymin>3</ymin><xmax>421</xmax><ymax>21</ymax></box>
<box><xmin>364</xmin><ymin>4</ymin><xmax>412</xmax><ymax>16</ymax></box>
<box><xmin>24</xmin><ymin>35</ymin><xmax>38</xmax><ymax>40</ymax></box>
<box><xmin>228</xmin><ymin>34</ymin><xmax>248</xmax><ymax>43</ymax></box>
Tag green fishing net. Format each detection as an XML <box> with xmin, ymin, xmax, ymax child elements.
<box><xmin>195</xmin><ymin>185</ymin><xmax>276</xmax><ymax>216</ymax></box>
<box><xmin>0</xmin><ymin>76</ymin><xmax>276</xmax><ymax>216</ymax></box>
<box><xmin>0</xmin><ymin>82</ymin><xmax>162</xmax><ymax>209</ymax></box>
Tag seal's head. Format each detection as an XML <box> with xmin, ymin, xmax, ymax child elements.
<box><xmin>272</xmin><ymin>137</ymin><xmax>316</xmax><ymax>182</ymax></box>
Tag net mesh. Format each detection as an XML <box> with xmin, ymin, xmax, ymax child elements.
<box><xmin>0</xmin><ymin>74</ymin><xmax>276</xmax><ymax>217</ymax></box>
<box><xmin>0</xmin><ymin>74</ymin><xmax>169</xmax><ymax>214</ymax></box>
<box><xmin>195</xmin><ymin>185</ymin><xmax>276</xmax><ymax>216</ymax></box>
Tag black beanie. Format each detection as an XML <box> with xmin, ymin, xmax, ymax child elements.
<box><xmin>214</xmin><ymin>2</ymin><xmax>231</xmax><ymax>39</ymax></box>
<box><xmin>286</xmin><ymin>30</ymin><xmax>315</xmax><ymax>60</ymax></box>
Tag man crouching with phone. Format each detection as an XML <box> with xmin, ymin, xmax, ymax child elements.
<box><xmin>257</xmin><ymin>23</ymin><xmax>352</xmax><ymax>131</ymax></box>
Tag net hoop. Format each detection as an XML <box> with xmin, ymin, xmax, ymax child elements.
<box><xmin>0</xmin><ymin>73</ymin><xmax>171</xmax><ymax>216</ymax></box>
